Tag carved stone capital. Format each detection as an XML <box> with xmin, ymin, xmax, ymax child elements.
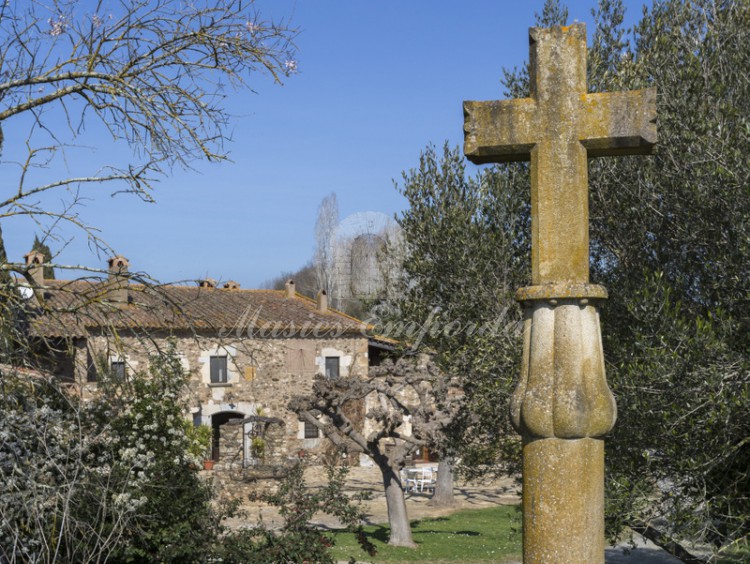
<box><xmin>515</xmin><ymin>282</ymin><xmax>608</xmax><ymax>303</ymax></box>
<box><xmin>510</xmin><ymin>288</ymin><xmax>616</xmax><ymax>439</ymax></box>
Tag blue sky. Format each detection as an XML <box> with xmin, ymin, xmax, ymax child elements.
<box><xmin>4</xmin><ymin>0</ymin><xmax>651</xmax><ymax>287</ymax></box>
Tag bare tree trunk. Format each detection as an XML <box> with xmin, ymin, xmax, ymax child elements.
<box><xmin>430</xmin><ymin>457</ymin><xmax>456</xmax><ymax>507</ymax></box>
<box><xmin>379</xmin><ymin>462</ymin><xmax>416</xmax><ymax>547</ymax></box>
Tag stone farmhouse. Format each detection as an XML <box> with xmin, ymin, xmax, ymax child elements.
<box><xmin>20</xmin><ymin>250</ymin><xmax>394</xmax><ymax>469</ymax></box>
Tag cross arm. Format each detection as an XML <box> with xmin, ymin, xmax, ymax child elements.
<box><xmin>464</xmin><ymin>97</ymin><xmax>537</xmax><ymax>164</ymax></box>
<box><xmin>580</xmin><ymin>88</ymin><xmax>657</xmax><ymax>157</ymax></box>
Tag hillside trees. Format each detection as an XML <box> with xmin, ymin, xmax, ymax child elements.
<box><xmin>391</xmin><ymin>0</ymin><xmax>749</xmax><ymax>559</ymax></box>
<box><xmin>262</xmin><ymin>261</ymin><xmax>318</xmax><ymax>297</ymax></box>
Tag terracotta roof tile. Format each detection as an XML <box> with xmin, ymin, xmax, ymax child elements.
<box><xmin>26</xmin><ymin>280</ymin><xmax>369</xmax><ymax>339</ymax></box>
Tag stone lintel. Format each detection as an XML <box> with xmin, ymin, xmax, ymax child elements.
<box><xmin>515</xmin><ymin>283</ymin><xmax>608</xmax><ymax>303</ymax></box>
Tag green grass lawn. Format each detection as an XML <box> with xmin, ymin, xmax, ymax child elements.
<box><xmin>330</xmin><ymin>505</ymin><xmax>522</xmax><ymax>563</ymax></box>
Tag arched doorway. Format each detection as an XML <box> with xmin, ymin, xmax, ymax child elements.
<box><xmin>210</xmin><ymin>411</ymin><xmax>244</xmax><ymax>461</ymax></box>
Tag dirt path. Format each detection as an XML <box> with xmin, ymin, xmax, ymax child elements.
<box><xmin>226</xmin><ymin>464</ymin><xmax>520</xmax><ymax>530</ymax></box>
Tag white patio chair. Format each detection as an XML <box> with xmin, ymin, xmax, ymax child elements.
<box><xmin>417</xmin><ymin>467</ymin><xmax>437</xmax><ymax>493</ymax></box>
<box><xmin>401</xmin><ymin>468</ymin><xmax>419</xmax><ymax>493</ymax></box>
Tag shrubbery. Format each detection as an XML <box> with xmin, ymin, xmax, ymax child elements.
<box><xmin>215</xmin><ymin>463</ymin><xmax>375</xmax><ymax>564</ymax></box>
<box><xmin>1</xmin><ymin>348</ymin><xmax>372</xmax><ymax>563</ymax></box>
<box><xmin>0</xmin><ymin>349</ymin><xmax>222</xmax><ymax>563</ymax></box>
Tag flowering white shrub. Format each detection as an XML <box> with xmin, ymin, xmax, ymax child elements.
<box><xmin>0</xmin><ymin>347</ymin><xmax>221</xmax><ymax>563</ymax></box>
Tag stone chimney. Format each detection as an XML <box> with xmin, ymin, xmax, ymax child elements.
<box><xmin>317</xmin><ymin>290</ymin><xmax>328</xmax><ymax>313</ymax></box>
<box><xmin>107</xmin><ymin>255</ymin><xmax>130</xmax><ymax>304</ymax></box>
<box><xmin>24</xmin><ymin>250</ymin><xmax>45</xmax><ymax>287</ymax></box>
<box><xmin>199</xmin><ymin>278</ymin><xmax>217</xmax><ymax>289</ymax></box>
<box><xmin>223</xmin><ymin>280</ymin><xmax>240</xmax><ymax>290</ymax></box>
<box><xmin>285</xmin><ymin>279</ymin><xmax>295</xmax><ymax>298</ymax></box>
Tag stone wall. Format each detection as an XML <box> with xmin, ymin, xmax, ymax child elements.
<box><xmin>72</xmin><ymin>330</ymin><xmax>370</xmax><ymax>463</ymax></box>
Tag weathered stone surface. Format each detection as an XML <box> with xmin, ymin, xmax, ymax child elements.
<box><xmin>76</xmin><ymin>331</ymin><xmax>369</xmax><ymax>464</ymax></box>
<box><xmin>463</xmin><ymin>22</ymin><xmax>656</xmax><ymax>564</ymax></box>
<box><xmin>510</xmin><ymin>299</ymin><xmax>616</xmax><ymax>439</ymax></box>
<box><xmin>515</xmin><ymin>282</ymin><xmax>608</xmax><ymax>302</ymax></box>
<box><xmin>464</xmin><ymin>23</ymin><xmax>656</xmax><ymax>285</ymax></box>
<box><xmin>523</xmin><ymin>438</ymin><xmax>605</xmax><ymax>563</ymax></box>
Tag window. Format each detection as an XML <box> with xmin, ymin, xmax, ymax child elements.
<box><xmin>110</xmin><ymin>360</ymin><xmax>126</xmax><ymax>380</ymax></box>
<box><xmin>210</xmin><ymin>355</ymin><xmax>228</xmax><ymax>383</ymax></box>
<box><xmin>325</xmin><ymin>356</ymin><xmax>339</xmax><ymax>379</ymax></box>
<box><xmin>82</xmin><ymin>349</ymin><xmax>97</xmax><ymax>382</ymax></box>
<box><xmin>303</xmin><ymin>420</ymin><xmax>321</xmax><ymax>439</ymax></box>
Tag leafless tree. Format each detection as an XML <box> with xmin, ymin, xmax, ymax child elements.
<box><xmin>313</xmin><ymin>192</ymin><xmax>339</xmax><ymax>306</ymax></box>
<box><xmin>0</xmin><ymin>0</ymin><xmax>296</xmax><ymax>280</ymax></box>
<box><xmin>289</xmin><ymin>357</ymin><xmax>460</xmax><ymax>548</ymax></box>
<box><xmin>0</xmin><ymin>1</ymin><xmax>297</xmax><ymax>559</ymax></box>
<box><xmin>0</xmin><ymin>0</ymin><xmax>298</xmax><ymax>366</ymax></box>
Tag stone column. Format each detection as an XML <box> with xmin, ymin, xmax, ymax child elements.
<box><xmin>511</xmin><ymin>283</ymin><xmax>616</xmax><ymax>563</ymax></box>
<box><xmin>463</xmin><ymin>24</ymin><xmax>655</xmax><ymax>561</ymax></box>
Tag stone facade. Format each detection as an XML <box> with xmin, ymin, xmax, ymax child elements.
<box><xmin>76</xmin><ymin>332</ymin><xmax>369</xmax><ymax>464</ymax></box>
<box><xmin>22</xmin><ymin>258</ymin><xmax>379</xmax><ymax>470</ymax></box>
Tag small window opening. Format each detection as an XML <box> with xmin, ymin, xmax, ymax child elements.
<box><xmin>210</xmin><ymin>355</ymin><xmax>228</xmax><ymax>383</ymax></box>
<box><xmin>325</xmin><ymin>356</ymin><xmax>340</xmax><ymax>379</ymax></box>
<box><xmin>110</xmin><ymin>360</ymin><xmax>126</xmax><ymax>380</ymax></box>
<box><xmin>304</xmin><ymin>420</ymin><xmax>321</xmax><ymax>439</ymax></box>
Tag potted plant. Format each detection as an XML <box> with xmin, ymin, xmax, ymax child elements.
<box><xmin>251</xmin><ymin>436</ymin><xmax>266</xmax><ymax>459</ymax></box>
<box><xmin>185</xmin><ymin>422</ymin><xmax>213</xmax><ymax>469</ymax></box>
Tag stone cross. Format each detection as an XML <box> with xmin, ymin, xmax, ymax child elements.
<box><xmin>463</xmin><ymin>24</ymin><xmax>656</xmax><ymax>563</ymax></box>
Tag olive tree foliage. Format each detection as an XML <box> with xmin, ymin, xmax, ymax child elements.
<box><xmin>580</xmin><ymin>0</ymin><xmax>750</xmax><ymax>557</ymax></box>
<box><xmin>374</xmin><ymin>4</ymin><xmax>579</xmax><ymax>482</ymax></box>
<box><xmin>390</xmin><ymin>0</ymin><xmax>749</xmax><ymax>560</ymax></box>
<box><xmin>289</xmin><ymin>358</ymin><xmax>460</xmax><ymax>548</ymax></box>
<box><xmin>377</xmin><ymin>143</ymin><xmax>529</xmax><ymax>477</ymax></box>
